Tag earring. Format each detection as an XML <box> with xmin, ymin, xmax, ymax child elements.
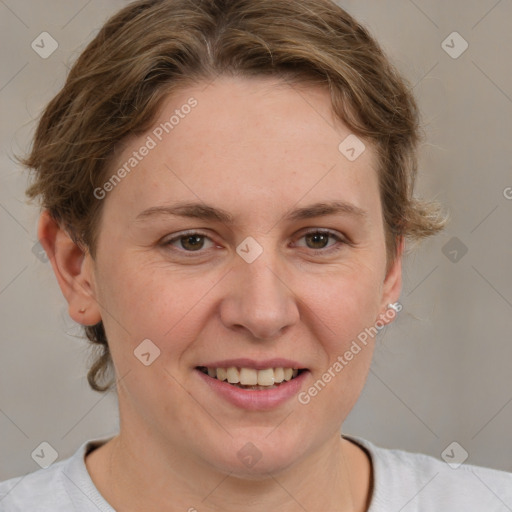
<box><xmin>79</xmin><ymin>308</ymin><xmax>86</xmax><ymax>313</ymax></box>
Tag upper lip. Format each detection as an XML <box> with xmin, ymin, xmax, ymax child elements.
<box><xmin>196</xmin><ymin>358</ymin><xmax>307</xmax><ymax>370</ymax></box>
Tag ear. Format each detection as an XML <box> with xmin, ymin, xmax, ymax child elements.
<box><xmin>37</xmin><ymin>210</ymin><xmax>102</xmax><ymax>326</ymax></box>
<box><xmin>377</xmin><ymin>236</ymin><xmax>404</xmax><ymax>325</ymax></box>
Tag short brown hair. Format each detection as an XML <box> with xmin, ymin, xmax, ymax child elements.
<box><xmin>21</xmin><ymin>0</ymin><xmax>447</xmax><ymax>392</ymax></box>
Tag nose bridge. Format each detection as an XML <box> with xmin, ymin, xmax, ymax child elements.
<box><xmin>220</xmin><ymin>243</ymin><xmax>299</xmax><ymax>339</ymax></box>
<box><xmin>243</xmin><ymin>254</ymin><xmax>285</xmax><ymax>306</ymax></box>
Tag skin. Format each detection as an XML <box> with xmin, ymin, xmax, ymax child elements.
<box><xmin>40</xmin><ymin>76</ymin><xmax>403</xmax><ymax>512</ymax></box>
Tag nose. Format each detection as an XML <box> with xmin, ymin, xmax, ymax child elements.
<box><xmin>219</xmin><ymin>249</ymin><xmax>300</xmax><ymax>340</ymax></box>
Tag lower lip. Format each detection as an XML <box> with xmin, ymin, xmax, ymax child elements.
<box><xmin>196</xmin><ymin>369</ymin><xmax>309</xmax><ymax>411</ymax></box>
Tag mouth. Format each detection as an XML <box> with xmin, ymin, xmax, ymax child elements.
<box><xmin>196</xmin><ymin>366</ymin><xmax>307</xmax><ymax>391</ymax></box>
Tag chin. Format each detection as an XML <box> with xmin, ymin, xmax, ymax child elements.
<box><xmin>217</xmin><ymin>454</ymin><xmax>298</xmax><ymax>480</ymax></box>
<box><xmin>203</xmin><ymin>430</ymin><xmax>309</xmax><ymax>479</ymax></box>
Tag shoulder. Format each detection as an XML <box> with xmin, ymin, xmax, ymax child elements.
<box><xmin>345</xmin><ymin>436</ymin><xmax>512</xmax><ymax>511</ymax></box>
<box><xmin>0</xmin><ymin>438</ymin><xmax>114</xmax><ymax>512</ymax></box>
<box><xmin>0</xmin><ymin>458</ymin><xmax>71</xmax><ymax>511</ymax></box>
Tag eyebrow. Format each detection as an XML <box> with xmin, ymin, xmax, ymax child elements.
<box><xmin>135</xmin><ymin>200</ymin><xmax>367</xmax><ymax>224</ymax></box>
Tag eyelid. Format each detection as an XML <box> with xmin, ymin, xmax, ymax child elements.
<box><xmin>297</xmin><ymin>227</ymin><xmax>348</xmax><ymax>242</ymax></box>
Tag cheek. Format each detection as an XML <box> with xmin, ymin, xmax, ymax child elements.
<box><xmin>296</xmin><ymin>260</ymin><xmax>383</xmax><ymax>403</ymax></box>
<box><xmin>295</xmin><ymin>279</ymin><xmax>379</xmax><ymax>429</ymax></box>
<box><xmin>92</xmin><ymin>254</ymin><xmax>222</xmax><ymax>363</ymax></box>
<box><xmin>300</xmin><ymin>257</ymin><xmax>384</xmax><ymax>344</ymax></box>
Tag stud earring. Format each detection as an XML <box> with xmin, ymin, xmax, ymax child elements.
<box><xmin>79</xmin><ymin>307</ymin><xmax>86</xmax><ymax>313</ymax></box>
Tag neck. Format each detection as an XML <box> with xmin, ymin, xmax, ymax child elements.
<box><xmin>86</xmin><ymin>428</ymin><xmax>372</xmax><ymax>512</ymax></box>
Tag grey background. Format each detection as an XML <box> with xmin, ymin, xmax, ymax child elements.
<box><xmin>1</xmin><ymin>0</ymin><xmax>511</xmax><ymax>480</ymax></box>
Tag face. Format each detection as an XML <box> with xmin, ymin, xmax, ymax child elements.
<box><xmin>79</xmin><ymin>77</ymin><xmax>401</xmax><ymax>475</ymax></box>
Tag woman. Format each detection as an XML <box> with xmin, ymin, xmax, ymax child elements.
<box><xmin>1</xmin><ymin>0</ymin><xmax>511</xmax><ymax>510</ymax></box>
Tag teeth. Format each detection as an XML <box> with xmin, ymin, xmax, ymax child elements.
<box><xmin>239</xmin><ymin>368</ymin><xmax>258</xmax><ymax>385</ymax></box>
<box><xmin>257</xmin><ymin>368</ymin><xmax>275</xmax><ymax>386</ymax></box>
<box><xmin>273</xmin><ymin>367</ymin><xmax>284</xmax><ymax>383</ymax></box>
<box><xmin>226</xmin><ymin>366</ymin><xmax>240</xmax><ymax>384</ymax></box>
<box><xmin>200</xmin><ymin>366</ymin><xmax>303</xmax><ymax>387</ymax></box>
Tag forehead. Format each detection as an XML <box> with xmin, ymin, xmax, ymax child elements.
<box><xmin>104</xmin><ymin>76</ymin><xmax>381</xmax><ymax>225</ymax></box>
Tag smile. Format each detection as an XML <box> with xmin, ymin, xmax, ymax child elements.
<box><xmin>197</xmin><ymin>366</ymin><xmax>304</xmax><ymax>390</ymax></box>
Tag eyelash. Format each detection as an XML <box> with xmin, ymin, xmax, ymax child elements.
<box><xmin>161</xmin><ymin>229</ymin><xmax>348</xmax><ymax>257</ymax></box>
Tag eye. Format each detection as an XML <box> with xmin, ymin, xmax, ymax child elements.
<box><xmin>161</xmin><ymin>229</ymin><xmax>348</xmax><ymax>257</ymax></box>
<box><xmin>162</xmin><ymin>231</ymin><xmax>215</xmax><ymax>254</ymax></box>
<box><xmin>294</xmin><ymin>229</ymin><xmax>347</xmax><ymax>254</ymax></box>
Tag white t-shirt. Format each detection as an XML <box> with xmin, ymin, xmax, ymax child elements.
<box><xmin>1</xmin><ymin>435</ymin><xmax>511</xmax><ymax>511</ymax></box>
